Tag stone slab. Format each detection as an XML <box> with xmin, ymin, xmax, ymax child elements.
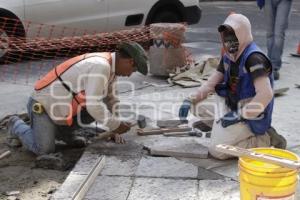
<box><xmin>87</xmin><ymin>140</ymin><xmax>144</xmax><ymax>157</ymax></box>
<box><xmin>145</xmin><ymin>138</ymin><xmax>208</xmax><ymax>159</ymax></box>
<box><xmin>128</xmin><ymin>178</ymin><xmax>198</xmax><ymax>200</ymax></box>
<box><xmin>71</xmin><ymin>153</ymin><xmax>141</xmax><ymax>177</ymax></box>
<box><xmin>177</xmin><ymin>157</ymin><xmax>236</xmax><ymax>170</ymax></box>
<box><xmin>101</xmin><ymin>156</ymin><xmax>141</xmax><ymax>176</ymax></box>
<box><xmin>70</xmin><ymin>152</ymin><xmax>100</xmax><ymax>175</ymax></box>
<box><xmin>51</xmin><ymin>174</ymin><xmax>86</xmax><ymax>200</ymax></box>
<box><xmin>135</xmin><ymin>156</ymin><xmax>198</xmax><ymax>179</ymax></box>
<box><xmin>145</xmin><ymin>137</ymin><xmax>208</xmax><ymax>158</ymax></box>
<box><xmin>197</xmin><ymin>167</ymin><xmax>225</xmax><ymax>180</ymax></box>
<box><xmin>198</xmin><ymin>180</ymin><xmax>240</xmax><ymax>200</ymax></box>
<box><xmin>210</xmin><ymin>162</ymin><xmax>239</xmax><ymax>181</ymax></box>
<box><xmin>85</xmin><ymin>176</ymin><xmax>133</xmax><ymax>200</ymax></box>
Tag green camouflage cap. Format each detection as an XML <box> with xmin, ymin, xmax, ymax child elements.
<box><xmin>119</xmin><ymin>42</ymin><xmax>148</xmax><ymax>75</ymax></box>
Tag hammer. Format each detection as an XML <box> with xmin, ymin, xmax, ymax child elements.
<box><xmin>137</xmin><ymin>115</ymin><xmax>147</xmax><ymax>129</ymax></box>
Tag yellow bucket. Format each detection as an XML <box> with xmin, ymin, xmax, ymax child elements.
<box><xmin>239</xmin><ymin>148</ymin><xmax>299</xmax><ymax>200</ymax></box>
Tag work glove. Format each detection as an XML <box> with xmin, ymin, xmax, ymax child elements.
<box><xmin>256</xmin><ymin>0</ymin><xmax>265</xmax><ymax>9</ymax></box>
<box><xmin>179</xmin><ymin>99</ymin><xmax>192</xmax><ymax>120</ymax></box>
<box><xmin>220</xmin><ymin>111</ymin><xmax>243</xmax><ymax>128</ymax></box>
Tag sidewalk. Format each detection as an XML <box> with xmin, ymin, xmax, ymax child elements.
<box><xmin>1</xmin><ymin>50</ymin><xmax>300</xmax><ymax>199</ymax></box>
<box><xmin>52</xmin><ymin>52</ymin><xmax>300</xmax><ymax>199</ymax></box>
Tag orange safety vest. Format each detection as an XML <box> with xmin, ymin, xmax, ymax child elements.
<box><xmin>34</xmin><ymin>53</ymin><xmax>113</xmax><ymax>126</ymax></box>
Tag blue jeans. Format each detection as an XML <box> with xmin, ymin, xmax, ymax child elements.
<box><xmin>265</xmin><ymin>0</ymin><xmax>292</xmax><ymax>71</ymax></box>
<box><xmin>11</xmin><ymin>98</ymin><xmax>58</xmax><ymax>155</ymax></box>
<box><xmin>11</xmin><ymin>98</ymin><xmax>96</xmax><ymax>155</ymax></box>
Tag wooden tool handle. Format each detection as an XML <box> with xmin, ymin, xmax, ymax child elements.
<box><xmin>216</xmin><ymin>144</ymin><xmax>300</xmax><ymax>170</ymax></box>
<box><xmin>163</xmin><ymin>132</ymin><xmax>190</xmax><ymax>136</ymax></box>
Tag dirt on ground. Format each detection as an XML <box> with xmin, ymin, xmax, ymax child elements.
<box><xmin>0</xmin><ymin>129</ymin><xmax>85</xmax><ymax>200</ymax></box>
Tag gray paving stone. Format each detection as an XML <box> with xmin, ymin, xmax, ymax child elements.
<box><xmin>177</xmin><ymin>157</ymin><xmax>236</xmax><ymax>170</ymax></box>
<box><xmin>211</xmin><ymin>162</ymin><xmax>239</xmax><ymax>181</ymax></box>
<box><xmin>101</xmin><ymin>156</ymin><xmax>141</xmax><ymax>176</ymax></box>
<box><xmin>149</xmin><ymin>139</ymin><xmax>208</xmax><ymax>158</ymax></box>
<box><xmin>128</xmin><ymin>178</ymin><xmax>198</xmax><ymax>200</ymax></box>
<box><xmin>198</xmin><ymin>167</ymin><xmax>225</xmax><ymax>180</ymax></box>
<box><xmin>135</xmin><ymin>156</ymin><xmax>198</xmax><ymax>179</ymax></box>
<box><xmin>85</xmin><ymin>176</ymin><xmax>133</xmax><ymax>200</ymax></box>
<box><xmin>71</xmin><ymin>152</ymin><xmax>140</xmax><ymax>176</ymax></box>
<box><xmin>71</xmin><ymin>152</ymin><xmax>100</xmax><ymax>175</ymax></box>
<box><xmin>198</xmin><ymin>180</ymin><xmax>240</xmax><ymax>200</ymax></box>
<box><xmin>87</xmin><ymin>140</ymin><xmax>144</xmax><ymax>157</ymax></box>
<box><xmin>51</xmin><ymin>174</ymin><xmax>86</xmax><ymax>200</ymax></box>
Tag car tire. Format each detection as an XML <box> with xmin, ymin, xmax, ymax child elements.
<box><xmin>151</xmin><ymin>10</ymin><xmax>181</xmax><ymax>23</ymax></box>
<box><xmin>0</xmin><ymin>18</ymin><xmax>25</xmax><ymax>63</ymax></box>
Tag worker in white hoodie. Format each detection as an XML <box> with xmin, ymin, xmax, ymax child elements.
<box><xmin>6</xmin><ymin>42</ymin><xmax>148</xmax><ymax>155</ymax></box>
<box><xmin>179</xmin><ymin>13</ymin><xmax>287</xmax><ymax>159</ymax></box>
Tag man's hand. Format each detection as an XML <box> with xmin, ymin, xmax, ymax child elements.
<box><xmin>220</xmin><ymin>111</ymin><xmax>242</xmax><ymax>128</ymax></box>
<box><xmin>112</xmin><ymin>133</ymin><xmax>126</xmax><ymax>144</ymax></box>
<box><xmin>179</xmin><ymin>99</ymin><xmax>192</xmax><ymax>120</ymax></box>
<box><xmin>108</xmin><ymin>122</ymin><xmax>132</xmax><ymax>144</ymax></box>
<box><xmin>112</xmin><ymin>122</ymin><xmax>131</xmax><ymax>135</ymax></box>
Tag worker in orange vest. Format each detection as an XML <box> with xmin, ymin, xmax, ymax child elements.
<box><xmin>6</xmin><ymin>42</ymin><xmax>148</xmax><ymax>155</ymax></box>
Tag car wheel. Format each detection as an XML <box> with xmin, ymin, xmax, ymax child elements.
<box><xmin>0</xmin><ymin>18</ymin><xmax>25</xmax><ymax>62</ymax></box>
<box><xmin>151</xmin><ymin>10</ymin><xmax>181</xmax><ymax>23</ymax></box>
<box><xmin>0</xmin><ymin>29</ymin><xmax>10</xmax><ymax>59</ymax></box>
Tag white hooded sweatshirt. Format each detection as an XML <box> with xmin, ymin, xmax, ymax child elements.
<box><xmin>191</xmin><ymin>14</ymin><xmax>273</xmax><ymax>119</ymax></box>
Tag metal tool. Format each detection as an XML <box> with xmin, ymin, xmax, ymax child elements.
<box><xmin>163</xmin><ymin>129</ymin><xmax>203</xmax><ymax>137</ymax></box>
<box><xmin>157</xmin><ymin>119</ymin><xmax>188</xmax><ymax>128</ymax></box>
<box><xmin>163</xmin><ymin>127</ymin><xmax>212</xmax><ymax>138</ymax></box>
<box><xmin>216</xmin><ymin>144</ymin><xmax>300</xmax><ymax>170</ymax></box>
<box><xmin>137</xmin><ymin>127</ymin><xmax>192</xmax><ymax>136</ymax></box>
<box><xmin>137</xmin><ymin>115</ymin><xmax>146</xmax><ymax>129</ymax></box>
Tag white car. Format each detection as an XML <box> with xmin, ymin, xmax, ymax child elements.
<box><xmin>0</xmin><ymin>0</ymin><xmax>201</xmax><ymax>58</ymax></box>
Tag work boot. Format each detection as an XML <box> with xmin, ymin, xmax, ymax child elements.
<box><xmin>267</xmin><ymin>126</ymin><xmax>287</xmax><ymax>149</ymax></box>
<box><xmin>6</xmin><ymin>116</ymin><xmax>22</xmax><ymax>147</ymax></box>
<box><xmin>66</xmin><ymin>135</ymin><xmax>87</xmax><ymax>148</ymax></box>
<box><xmin>274</xmin><ymin>70</ymin><xmax>280</xmax><ymax>81</ymax></box>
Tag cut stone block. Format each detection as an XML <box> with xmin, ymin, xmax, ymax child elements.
<box><xmin>70</xmin><ymin>152</ymin><xmax>100</xmax><ymax>175</ymax></box>
<box><xmin>198</xmin><ymin>180</ymin><xmax>240</xmax><ymax>200</ymax></box>
<box><xmin>101</xmin><ymin>156</ymin><xmax>141</xmax><ymax>176</ymax></box>
<box><xmin>135</xmin><ymin>156</ymin><xmax>198</xmax><ymax>179</ymax></box>
<box><xmin>197</xmin><ymin>167</ymin><xmax>225</xmax><ymax>180</ymax></box>
<box><xmin>85</xmin><ymin>176</ymin><xmax>133</xmax><ymax>200</ymax></box>
<box><xmin>71</xmin><ymin>153</ymin><xmax>140</xmax><ymax>177</ymax></box>
<box><xmin>146</xmin><ymin>139</ymin><xmax>208</xmax><ymax>158</ymax></box>
<box><xmin>177</xmin><ymin>157</ymin><xmax>236</xmax><ymax>170</ymax></box>
<box><xmin>51</xmin><ymin>174</ymin><xmax>86</xmax><ymax>200</ymax></box>
<box><xmin>87</xmin><ymin>140</ymin><xmax>144</xmax><ymax>157</ymax></box>
<box><xmin>128</xmin><ymin>178</ymin><xmax>198</xmax><ymax>200</ymax></box>
<box><xmin>211</xmin><ymin>162</ymin><xmax>239</xmax><ymax>181</ymax></box>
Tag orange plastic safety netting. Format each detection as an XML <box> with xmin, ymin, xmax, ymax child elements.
<box><xmin>0</xmin><ymin>17</ymin><xmax>195</xmax><ymax>84</ymax></box>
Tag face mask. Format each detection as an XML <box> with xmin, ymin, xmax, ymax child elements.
<box><xmin>223</xmin><ymin>34</ymin><xmax>239</xmax><ymax>54</ymax></box>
